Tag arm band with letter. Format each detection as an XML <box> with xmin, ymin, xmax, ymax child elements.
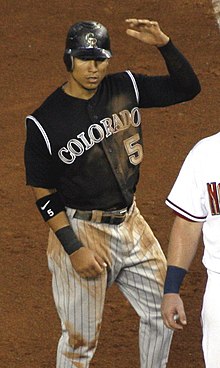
<box><xmin>163</xmin><ymin>265</ymin><xmax>187</xmax><ymax>294</ymax></box>
<box><xmin>36</xmin><ymin>192</ymin><xmax>65</xmax><ymax>221</ymax></box>
<box><xmin>55</xmin><ymin>226</ymin><xmax>82</xmax><ymax>255</ymax></box>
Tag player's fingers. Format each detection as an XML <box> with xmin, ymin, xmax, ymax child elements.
<box><xmin>125</xmin><ymin>18</ymin><xmax>139</xmax><ymax>26</ymax></box>
<box><xmin>79</xmin><ymin>265</ymin><xmax>102</xmax><ymax>279</ymax></box>
<box><xmin>84</xmin><ymin>258</ymin><xmax>106</xmax><ymax>278</ymax></box>
<box><xmin>166</xmin><ymin>315</ymin><xmax>184</xmax><ymax>331</ymax></box>
<box><xmin>161</xmin><ymin>313</ymin><xmax>175</xmax><ymax>330</ymax></box>
<box><xmin>125</xmin><ymin>19</ymin><xmax>158</xmax><ymax>29</ymax></box>
<box><xmin>167</xmin><ymin>311</ymin><xmax>187</xmax><ymax>331</ymax></box>
<box><xmin>95</xmin><ymin>254</ymin><xmax>108</xmax><ymax>270</ymax></box>
<box><xmin>125</xmin><ymin>19</ymin><xmax>151</xmax><ymax>24</ymax></box>
<box><xmin>173</xmin><ymin>303</ymin><xmax>187</xmax><ymax>326</ymax></box>
<box><xmin>126</xmin><ymin>29</ymin><xmax>143</xmax><ymax>40</ymax></box>
<box><xmin>126</xmin><ymin>25</ymin><xmax>159</xmax><ymax>41</ymax></box>
<box><xmin>89</xmin><ymin>261</ymin><xmax>102</xmax><ymax>274</ymax></box>
<box><xmin>161</xmin><ymin>312</ymin><xmax>169</xmax><ymax>328</ymax></box>
<box><xmin>178</xmin><ymin>310</ymin><xmax>187</xmax><ymax>326</ymax></box>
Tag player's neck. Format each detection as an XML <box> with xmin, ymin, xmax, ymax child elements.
<box><xmin>63</xmin><ymin>81</ymin><xmax>97</xmax><ymax>100</ymax></box>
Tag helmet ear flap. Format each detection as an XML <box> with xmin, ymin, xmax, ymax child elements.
<box><xmin>63</xmin><ymin>53</ymin><xmax>73</xmax><ymax>72</ymax></box>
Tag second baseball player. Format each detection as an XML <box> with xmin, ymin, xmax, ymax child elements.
<box><xmin>161</xmin><ymin>131</ymin><xmax>220</xmax><ymax>367</ymax></box>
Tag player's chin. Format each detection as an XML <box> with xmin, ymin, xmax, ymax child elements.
<box><xmin>84</xmin><ymin>83</ymin><xmax>99</xmax><ymax>91</ymax></box>
<box><xmin>85</xmin><ymin>78</ymin><xmax>100</xmax><ymax>89</ymax></box>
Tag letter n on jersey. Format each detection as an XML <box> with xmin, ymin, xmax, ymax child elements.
<box><xmin>207</xmin><ymin>182</ymin><xmax>220</xmax><ymax>215</ymax></box>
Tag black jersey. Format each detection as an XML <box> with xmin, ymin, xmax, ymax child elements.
<box><xmin>24</xmin><ymin>40</ymin><xmax>200</xmax><ymax>210</ymax></box>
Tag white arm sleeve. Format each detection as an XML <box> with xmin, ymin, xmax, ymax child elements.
<box><xmin>166</xmin><ymin>146</ymin><xmax>207</xmax><ymax>222</ymax></box>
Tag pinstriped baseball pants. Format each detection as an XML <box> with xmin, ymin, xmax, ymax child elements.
<box><xmin>47</xmin><ymin>203</ymin><xmax>173</xmax><ymax>368</ymax></box>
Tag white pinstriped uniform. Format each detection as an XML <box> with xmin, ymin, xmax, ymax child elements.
<box><xmin>47</xmin><ymin>202</ymin><xmax>173</xmax><ymax>368</ymax></box>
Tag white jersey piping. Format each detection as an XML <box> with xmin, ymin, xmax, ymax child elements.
<box><xmin>126</xmin><ymin>70</ymin><xmax>140</xmax><ymax>104</ymax></box>
<box><xmin>26</xmin><ymin>115</ymin><xmax>52</xmax><ymax>155</ymax></box>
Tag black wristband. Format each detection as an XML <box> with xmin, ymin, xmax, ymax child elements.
<box><xmin>163</xmin><ymin>265</ymin><xmax>187</xmax><ymax>294</ymax></box>
<box><xmin>36</xmin><ymin>192</ymin><xmax>65</xmax><ymax>222</ymax></box>
<box><xmin>55</xmin><ymin>225</ymin><xmax>82</xmax><ymax>255</ymax></box>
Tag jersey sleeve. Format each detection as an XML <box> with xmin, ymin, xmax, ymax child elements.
<box><xmin>165</xmin><ymin>148</ymin><xmax>207</xmax><ymax>222</ymax></box>
<box><xmin>24</xmin><ymin>118</ymin><xmax>57</xmax><ymax>188</ymax></box>
<box><xmin>132</xmin><ymin>40</ymin><xmax>201</xmax><ymax>108</ymax></box>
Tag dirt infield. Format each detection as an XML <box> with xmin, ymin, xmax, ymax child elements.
<box><xmin>1</xmin><ymin>1</ymin><xmax>220</xmax><ymax>367</ymax></box>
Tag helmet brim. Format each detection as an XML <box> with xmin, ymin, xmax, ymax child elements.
<box><xmin>67</xmin><ymin>47</ymin><xmax>112</xmax><ymax>60</ymax></box>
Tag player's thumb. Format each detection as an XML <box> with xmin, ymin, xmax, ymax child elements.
<box><xmin>178</xmin><ymin>307</ymin><xmax>187</xmax><ymax>326</ymax></box>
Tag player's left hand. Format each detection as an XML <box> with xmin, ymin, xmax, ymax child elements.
<box><xmin>161</xmin><ymin>293</ymin><xmax>187</xmax><ymax>331</ymax></box>
<box><xmin>125</xmin><ymin>19</ymin><xmax>170</xmax><ymax>47</ymax></box>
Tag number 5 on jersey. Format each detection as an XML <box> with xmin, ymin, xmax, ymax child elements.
<box><xmin>124</xmin><ymin>133</ymin><xmax>143</xmax><ymax>165</ymax></box>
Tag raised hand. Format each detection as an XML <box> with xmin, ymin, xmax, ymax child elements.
<box><xmin>125</xmin><ymin>19</ymin><xmax>170</xmax><ymax>47</ymax></box>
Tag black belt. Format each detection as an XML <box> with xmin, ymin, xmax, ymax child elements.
<box><xmin>72</xmin><ymin>208</ymin><xmax>128</xmax><ymax>225</ymax></box>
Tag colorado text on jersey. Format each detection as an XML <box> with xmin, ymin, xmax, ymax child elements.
<box><xmin>58</xmin><ymin>107</ymin><xmax>141</xmax><ymax>164</ymax></box>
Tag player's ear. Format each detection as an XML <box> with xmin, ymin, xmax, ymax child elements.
<box><xmin>63</xmin><ymin>54</ymin><xmax>74</xmax><ymax>72</ymax></box>
<box><xmin>70</xmin><ymin>56</ymin><xmax>75</xmax><ymax>72</ymax></box>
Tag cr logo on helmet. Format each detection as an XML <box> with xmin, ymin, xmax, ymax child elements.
<box><xmin>85</xmin><ymin>33</ymin><xmax>98</xmax><ymax>48</ymax></box>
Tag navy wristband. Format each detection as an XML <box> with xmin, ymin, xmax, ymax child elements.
<box><xmin>55</xmin><ymin>226</ymin><xmax>82</xmax><ymax>255</ymax></box>
<box><xmin>164</xmin><ymin>265</ymin><xmax>187</xmax><ymax>294</ymax></box>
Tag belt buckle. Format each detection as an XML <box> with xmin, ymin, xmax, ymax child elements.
<box><xmin>118</xmin><ymin>208</ymin><xmax>127</xmax><ymax>215</ymax></box>
<box><xmin>108</xmin><ymin>208</ymin><xmax>127</xmax><ymax>225</ymax></box>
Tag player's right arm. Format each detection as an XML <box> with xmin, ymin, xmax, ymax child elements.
<box><xmin>25</xmin><ymin>119</ymin><xmax>106</xmax><ymax>278</ymax></box>
<box><xmin>161</xmin><ymin>214</ymin><xmax>203</xmax><ymax>330</ymax></box>
<box><xmin>31</xmin><ymin>186</ymin><xmax>107</xmax><ymax>278</ymax></box>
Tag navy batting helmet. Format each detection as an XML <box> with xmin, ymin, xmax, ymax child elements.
<box><xmin>63</xmin><ymin>21</ymin><xmax>112</xmax><ymax>71</ymax></box>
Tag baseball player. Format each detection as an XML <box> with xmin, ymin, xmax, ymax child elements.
<box><xmin>161</xmin><ymin>132</ymin><xmax>220</xmax><ymax>367</ymax></box>
<box><xmin>24</xmin><ymin>19</ymin><xmax>200</xmax><ymax>368</ymax></box>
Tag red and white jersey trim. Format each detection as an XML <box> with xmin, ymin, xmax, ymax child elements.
<box><xmin>165</xmin><ymin>198</ymin><xmax>206</xmax><ymax>222</ymax></box>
